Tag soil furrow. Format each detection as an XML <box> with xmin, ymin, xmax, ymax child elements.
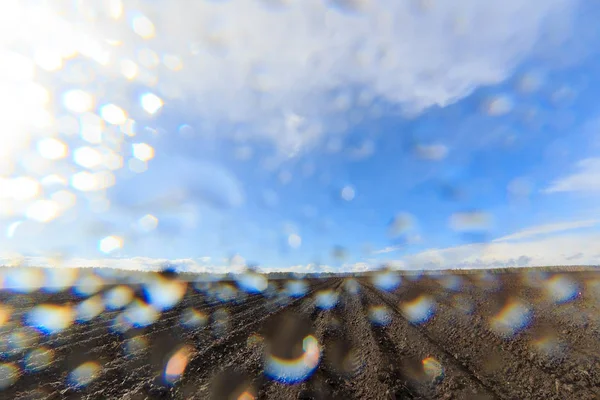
<box><xmin>260</xmin><ymin>280</ymin><xmax>346</xmax><ymax>400</ymax></box>
<box><xmin>328</xmin><ymin>282</ymin><xmax>393</xmax><ymax>399</ymax></box>
<box><xmin>374</xmin><ymin>279</ymin><xmax>596</xmax><ymax>400</ymax></box>
<box><xmin>362</xmin><ymin>282</ymin><xmax>502</xmax><ymax>400</ymax></box>
<box><xmin>455</xmin><ymin>280</ymin><xmax>600</xmax><ymax>398</ymax></box>
<box><xmin>8</xmin><ymin>280</ymin><xmax>332</xmax><ymax>399</ymax></box>
<box><xmin>1</xmin><ymin>271</ymin><xmax>599</xmax><ymax>400</ymax></box>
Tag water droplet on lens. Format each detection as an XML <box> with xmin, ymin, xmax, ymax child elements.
<box><xmin>263</xmin><ymin>313</ymin><xmax>321</xmax><ymax>384</ymax></box>
<box><xmin>164</xmin><ymin>345</ymin><xmax>193</xmax><ymax>385</ymax></box>
<box><xmin>368</xmin><ymin>305</ymin><xmax>392</xmax><ymax>326</ymax></box>
<box><xmin>0</xmin><ymin>363</ymin><xmax>19</xmax><ymax>390</ymax></box>
<box><xmin>209</xmin><ymin>369</ymin><xmax>256</xmax><ymax>400</ymax></box>
<box><xmin>324</xmin><ymin>337</ymin><xmax>362</xmax><ymax>378</ymax></box>
<box><xmin>68</xmin><ymin>362</ymin><xmax>101</xmax><ymax>389</ymax></box>
<box><xmin>315</xmin><ymin>289</ymin><xmax>339</xmax><ymax>310</ymax></box>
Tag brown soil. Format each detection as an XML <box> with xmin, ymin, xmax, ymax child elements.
<box><xmin>0</xmin><ymin>269</ymin><xmax>599</xmax><ymax>399</ymax></box>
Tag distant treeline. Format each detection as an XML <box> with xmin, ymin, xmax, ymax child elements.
<box><xmin>0</xmin><ymin>264</ymin><xmax>598</xmax><ymax>282</ymax></box>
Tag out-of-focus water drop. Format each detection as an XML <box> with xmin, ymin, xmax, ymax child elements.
<box><xmin>484</xmin><ymin>95</ymin><xmax>513</xmax><ymax>116</ymax></box>
<box><xmin>181</xmin><ymin>308</ymin><xmax>208</xmax><ymax>329</ymax></box>
<box><xmin>315</xmin><ymin>289</ymin><xmax>339</xmax><ymax>310</ymax></box>
<box><xmin>103</xmin><ymin>285</ymin><xmax>134</xmax><ymax>310</ymax></box>
<box><xmin>0</xmin><ymin>304</ymin><xmax>12</xmax><ymax>327</ymax></box>
<box><xmin>0</xmin><ymin>363</ymin><xmax>19</xmax><ymax>390</ymax></box>
<box><xmin>143</xmin><ymin>275</ymin><xmax>187</xmax><ymax>311</ymax></box>
<box><xmin>164</xmin><ymin>345</ymin><xmax>193</xmax><ymax>385</ymax></box>
<box><xmin>531</xmin><ymin>332</ymin><xmax>564</xmax><ymax>358</ymax></box>
<box><xmin>341</xmin><ymin>185</ymin><xmax>355</xmax><ymax>201</ymax></box>
<box><xmin>43</xmin><ymin>268</ymin><xmax>78</xmax><ymax>293</ymax></box>
<box><xmin>37</xmin><ymin>138</ymin><xmax>68</xmax><ymax>160</ymax></box>
<box><xmin>73</xmin><ymin>147</ymin><xmax>103</xmax><ymax>169</ymax></box>
<box><xmin>489</xmin><ymin>299</ymin><xmax>532</xmax><ymax>338</ymax></box>
<box><xmin>99</xmin><ymin>236</ymin><xmax>123</xmax><ymax>254</ymax></box>
<box><xmin>368</xmin><ymin>305</ymin><xmax>392</xmax><ymax>326</ymax></box>
<box><xmin>121</xmin><ymin>300</ymin><xmax>160</xmax><ymax>329</ymax></box>
<box><xmin>263</xmin><ymin>314</ymin><xmax>321</xmax><ymax>384</ymax></box>
<box><xmin>25</xmin><ymin>304</ymin><xmax>75</xmax><ymax>334</ymax></box>
<box><xmin>3</xmin><ymin>268</ymin><xmax>44</xmax><ymax>293</ymax></box>
<box><xmin>422</xmin><ymin>357</ymin><xmax>444</xmax><ymax>382</ymax></box>
<box><xmin>209</xmin><ymin>369</ymin><xmax>257</xmax><ymax>400</ymax></box>
<box><xmin>324</xmin><ymin>337</ymin><xmax>362</xmax><ymax>378</ymax></box>
<box><xmin>100</xmin><ymin>104</ymin><xmax>127</xmax><ymax>125</ymax></box>
<box><xmin>63</xmin><ymin>90</ymin><xmax>94</xmax><ymax>113</ymax></box>
<box><xmin>371</xmin><ymin>270</ymin><xmax>401</xmax><ymax>292</ymax></box>
<box><xmin>287</xmin><ymin>233</ymin><xmax>302</xmax><ymax>249</ymax></box>
<box><xmin>5</xmin><ymin>328</ymin><xmax>39</xmax><ymax>353</ymax></box>
<box><xmin>73</xmin><ymin>273</ymin><xmax>104</xmax><ymax>297</ymax></box>
<box><xmin>24</xmin><ymin>347</ymin><xmax>54</xmax><ymax>372</ymax></box>
<box><xmin>75</xmin><ymin>295</ymin><xmax>105</xmax><ymax>322</ymax></box>
<box><xmin>68</xmin><ymin>362</ymin><xmax>101</xmax><ymax>388</ymax></box>
<box><xmin>285</xmin><ymin>280</ymin><xmax>308</xmax><ymax>298</ymax></box>
<box><xmin>211</xmin><ymin>308</ymin><xmax>230</xmax><ymax>338</ymax></box>
<box><xmin>124</xmin><ymin>336</ymin><xmax>149</xmax><ymax>358</ymax></box>
<box><xmin>401</xmin><ymin>295</ymin><xmax>436</xmax><ymax>324</ymax></box>
<box><xmin>235</xmin><ymin>271</ymin><xmax>268</xmax><ymax>294</ymax></box>
<box><xmin>26</xmin><ymin>200</ymin><xmax>60</xmax><ymax>222</ymax></box>
<box><xmin>132</xmin><ymin>143</ymin><xmax>154</xmax><ymax>162</ymax></box>
<box><xmin>131</xmin><ymin>14</ymin><xmax>155</xmax><ymax>39</ymax></box>
<box><xmin>544</xmin><ymin>275</ymin><xmax>580</xmax><ymax>304</ymax></box>
<box><xmin>213</xmin><ymin>283</ymin><xmax>238</xmax><ymax>303</ymax></box>
<box><xmin>137</xmin><ymin>214</ymin><xmax>158</xmax><ymax>232</ymax></box>
<box><xmin>140</xmin><ymin>93</ymin><xmax>163</xmax><ymax>114</ymax></box>
<box><xmin>343</xmin><ymin>278</ymin><xmax>360</xmax><ymax>294</ymax></box>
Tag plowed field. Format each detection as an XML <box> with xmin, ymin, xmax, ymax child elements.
<box><xmin>1</xmin><ymin>269</ymin><xmax>599</xmax><ymax>399</ymax></box>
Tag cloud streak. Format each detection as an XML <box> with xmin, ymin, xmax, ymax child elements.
<box><xmin>372</xmin><ymin>246</ymin><xmax>402</xmax><ymax>255</ymax></box>
<box><xmin>544</xmin><ymin>158</ymin><xmax>600</xmax><ymax>193</ymax></box>
<box><xmin>493</xmin><ymin>219</ymin><xmax>600</xmax><ymax>242</ymax></box>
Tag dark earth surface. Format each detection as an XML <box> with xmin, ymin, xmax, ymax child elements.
<box><xmin>1</xmin><ymin>268</ymin><xmax>599</xmax><ymax>399</ymax></box>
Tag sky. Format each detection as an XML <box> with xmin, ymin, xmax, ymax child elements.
<box><xmin>2</xmin><ymin>0</ymin><xmax>600</xmax><ymax>272</ymax></box>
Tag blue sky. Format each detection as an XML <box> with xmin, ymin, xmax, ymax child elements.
<box><xmin>2</xmin><ymin>0</ymin><xmax>600</xmax><ymax>272</ymax></box>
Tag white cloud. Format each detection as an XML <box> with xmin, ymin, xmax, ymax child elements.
<box><xmin>403</xmin><ymin>232</ymin><xmax>600</xmax><ymax>269</ymax></box>
<box><xmin>373</xmin><ymin>234</ymin><xmax>422</xmax><ymax>255</ymax></box>
<box><xmin>373</xmin><ymin>246</ymin><xmax>402</xmax><ymax>254</ymax></box>
<box><xmin>0</xmin><ymin>254</ymin><xmax>385</xmax><ymax>275</ymax></box>
<box><xmin>146</xmin><ymin>0</ymin><xmax>572</xmax><ymax>152</ymax></box>
<box><xmin>259</xmin><ymin>263</ymin><xmax>335</xmax><ymax>274</ymax></box>
<box><xmin>493</xmin><ymin>219</ymin><xmax>600</xmax><ymax>242</ymax></box>
<box><xmin>6</xmin><ymin>225</ymin><xmax>600</xmax><ymax>275</ymax></box>
<box><xmin>0</xmin><ymin>0</ymin><xmax>577</xmax><ymax>233</ymax></box>
<box><xmin>0</xmin><ymin>255</ymin><xmax>214</xmax><ymax>273</ymax></box>
<box><xmin>341</xmin><ymin>262</ymin><xmax>377</xmax><ymax>272</ymax></box>
<box><xmin>544</xmin><ymin>158</ymin><xmax>600</xmax><ymax>193</ymax></box>
<box><xmin>3</xmin><ymin>0</ymin><xmax>572</xmax><ymax>155</ymax></box>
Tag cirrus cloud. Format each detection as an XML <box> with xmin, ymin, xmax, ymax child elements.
<box><xmin>543</xmin><ymin>158</ymin><xmax>600</xmax><ymax>193</ymax></box>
